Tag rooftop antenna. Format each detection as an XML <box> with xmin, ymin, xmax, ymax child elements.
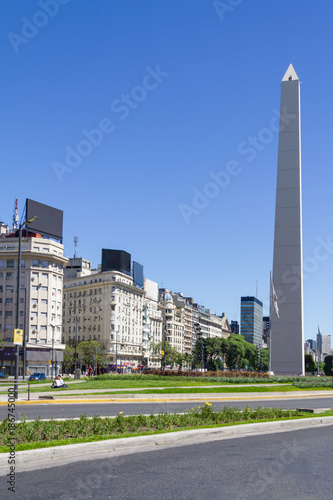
<box><xmin>74</xmin><ymin>236</ymin><xmax>78</xmax><ymax>258</ymax></box>
<box><xmin>13</xmin><ymin>198</ymin><xmax>19</xmax><ymax>232</ymax></box>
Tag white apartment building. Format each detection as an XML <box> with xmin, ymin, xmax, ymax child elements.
<box><xmin>159</xmin><ymin>290</ymin><xmax>184</xmax><ymax>354</ymax></box>
<box><xmin>0</xmin><ymin>235</ymin><xmax>68</xmax><ymax>376</ymax></box>
<box><xmin>63</xmin><ymin>269</ymin><xmax>163</xmax><ymax>370</ymax></box>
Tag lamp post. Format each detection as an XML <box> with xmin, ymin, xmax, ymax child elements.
<box><xmin>50</xmin><ymin>323</ymin><xmax>55</xmax><ymax>379</ymax></box>
<box><xmin>15</xmin><ymin>216</ymin><xmax>38</xmax><ymax>399</ymax></box>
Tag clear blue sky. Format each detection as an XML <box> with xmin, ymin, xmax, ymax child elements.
<box><xmin>1</xmin><ymin>0</ymin><xmax>333</xmax><ymax>341</ymax></box>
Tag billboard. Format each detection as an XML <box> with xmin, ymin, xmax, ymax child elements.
<box><xmin>144</xmin><ymin>278</ymin><xmax>159</xmax><ymax>302</ymax></box>
<box><xmin>132</xmin><ymin>261</ymin><xmax>144</xmax><ymax>287</ymax></box>
<box><xmin>26</xmin><ymin>199</ymin><xmax>63</xmax><ymax>242</ymax></box>
<box><xmin>101</xmin><ymin>249</ymin><xmax>131</xmax><ymax>275</ymax></box>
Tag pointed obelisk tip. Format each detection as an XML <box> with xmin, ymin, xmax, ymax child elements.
<box><xmin>282</xmin><ymin>63</ymin><xmax>299</xmax><ymax>82</ymax></box>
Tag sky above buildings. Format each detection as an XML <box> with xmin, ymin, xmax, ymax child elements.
<box><xmin>1</xmin><ymin>0</ymin><xmax>333</xmax><ymax>340</ymax></box>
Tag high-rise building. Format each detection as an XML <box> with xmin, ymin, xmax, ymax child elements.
<box><xmin>262</xmin><ymin>316</ymin><xmax>270</xmax><ymax>345</ymax></box>
<box><xmin>316</xmin><ymin>331</ymin><xmax>331</xmax><ymax>360</ymax></box>
<box><xmin>240</xmin><ymin>296</ymin><xmax>263</xmax><ymax>346</ymax></box>
<box><xmin>271</xmin><ymin>64</ymin><xmax>304</xmax><ymax>375</ymax></box>
<box><xmin>0</xmin><ymin>234</ymin><xmax>68</xmax><ymax>376</ymax></box>
<box><xmin>230</xmin><ymin>320</ymin><xmax>239</xmax><ymax>335</ymax></box>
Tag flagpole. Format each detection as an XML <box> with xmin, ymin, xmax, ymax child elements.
<box><xmin>269</xmin><ymin>271</ymin><xmax>272</xmax><ymax>373</ymax></box>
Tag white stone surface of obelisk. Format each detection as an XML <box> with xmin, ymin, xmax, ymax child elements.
<box><xmin>271</xmin><ymin>64</ymin><xmax>304</xmax><ymax>375</ymax></box>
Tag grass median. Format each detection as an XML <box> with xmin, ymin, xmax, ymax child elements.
<box><xmin>2</xmin><ymin>405</ymin><xmax>331</xmax><ymax>454</ymax></box>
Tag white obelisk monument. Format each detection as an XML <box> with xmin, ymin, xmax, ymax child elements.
<box><xmin>271</xmin><ymin>64</ymin><xmax>304</xmax><ymax>375</ymax></box>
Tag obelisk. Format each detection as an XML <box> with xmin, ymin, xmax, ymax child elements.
<box><xmin>271</xmin><ymin>64</ymin><xmax>304</xmax><ymax>375</ymax></box>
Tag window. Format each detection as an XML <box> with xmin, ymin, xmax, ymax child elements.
<box><xmin>40</xmin><ymin>325</ymin><xmax>47</xmax><ymax>331</ymax></box>
<box><xmin>33</xmin><ymin>246</ymin><xmax>40</xmax><ymax>251</ymax></box>
<box><xmin>41</xmin><ymin>286</ymin><xmax>48</xmax><ymax>292</ymax></box>
<box><xmin>6</xmin><ymin>272</ymin><xmax>13</xmax><ymax>279</ymax></box>
<box><xmin>30</xmin><ymin>338</ymin><xmax>37</xmax><ymax>344</ymax></box>
<box><xmin>5</xmin><ymin>324</ymin><xmax>12</xmax><ymax>330</ymax></box>
<box><xmin>32</xmin><ymin>260</ymin><xmax>39</xmax><ymax>267</ymax></box>
<box><xmin>41</xmin><ymin>312</ymin><xmax>47</xmax><ymax>318</ymax></box>
<box><xmin>7</xmin><ymin>260</ymin><xmax>14</xmax><ymax>268</ymax></box>
<box><xmin>42</xmin><ymin>248</ymin><xmax>49</xmax><ymax>253</ymax></box>
<box><xmin>41</xmin><ymin>299</ymin><xmax>48</xmax><ymax>304</ymax></box>
<box><xmin>32</xmin><ymin>286</ymin><xmax>38</xmax><ymax>291</ymax></box>
<box><xmin>31</xmin><ymin>312</ymin><xmax>37</xmax><ymax>317</ymax></box>
<box><xmin>42</xmin><ymin>273</ymin><xmax>48</xmax><ymax>279</ymax></box>
<box><xmin>21</xmin><ymin>260</ymin><xmax>25</xmax><ymax>268</ymax></box>
<box><xmin>32</xmin><ymin>272</ymin><xmax>39</xmax><ymax>278</ymax></box>
<box><xmin>42</xmin><ymin>261</ymin><xmax>48</xmax><ymax>268</ymax></box>
<box><xmin>5</xmin><ymin>311</ymin><xmax>12</xmax><ymax>317</ymax></box>
<box><xmin>39</xmin><ymin>338</ymin><xmax>47</xmax><ymax>343</ymax></box>
<box><xmin>6</xmin><ymin>285</ymin><xmax>13</xmax><ymax>292</ymax></box>
<box><xmin>31</xmin><ymin>298</ymin><xmax>38</xmax><ymax>304</ymax></box>
<box><xmin>0</xmin><ymin>260</ymin><xmax>3</xmax><ymax>268</ymax></box>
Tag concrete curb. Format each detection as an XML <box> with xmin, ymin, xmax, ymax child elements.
<box><xmin>1</xmin><ymin>416</ymin><xmax>333</xmax><ymax>476</ymax></box>
<box><xmin>1</xmin><ymin>390</ymin><xmax>333</xmax><ymax>405</ymax></box>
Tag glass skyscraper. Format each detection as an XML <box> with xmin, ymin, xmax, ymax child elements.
<box><xmin>240</xmin><ymin>296</ymin><xmax>263</xmax><ymax>346</ymax></box>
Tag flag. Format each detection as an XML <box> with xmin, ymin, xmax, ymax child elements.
<box><xmin>271</xmin><ymin>276</ymin><xmax>280</xmax><ymax>318</ymax></box>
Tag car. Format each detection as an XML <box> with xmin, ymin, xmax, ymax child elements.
<box><xmin>29</xmin><ymin>373</ymin><xmax>46</xmax><ymax>381</ymax></box>
<box><xmin>0</xmin><ymin>372</ymin><xmax>5</xmax><ymax>379</ymax></box>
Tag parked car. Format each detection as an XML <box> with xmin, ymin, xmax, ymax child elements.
<box><xmin>0</xmin><ymin>372</ymin><xmax>5</xmax><ymax>379</ymax></box>
<box><xmin>29</xmin><ymin>373</ymin><xmax>46</xmax><ymax>381</ymax></box>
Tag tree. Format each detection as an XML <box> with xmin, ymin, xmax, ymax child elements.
<box><xmin>62</xmin><ymin>344</ymin><xmax>75</xmax><ymax>373</ymax></box>
<box><xmin>150</xmin><ymin>341</ymin><xmax>180</xmax><ymax>368</ymax></box>
<box><xmin>324</xmin><ymin>355</ymin><xmax>333</xmax><ymax>376</ymax></box>
<box><xmin>77</xmin><ymin>340</ymin><xmax>102</xmax><ymax>369</ymax></box>
<box><xmin>305</xmin><ymin>353</ymin><xmax>316</xmax><ymax>373</ymax></box>
<box><xmin>203</xmin><ymin>338</ymin><xmax>223</xmax><ymax>371</ymax></box>
<box><xmin>223</xmin><ymin>334</ymin><xmax>246</xmax><ymax>370</ymax></box>
<box><xmin>261</xmin><ymin>347</ymin><xmax>269</xmax><ymax>371</ymax></box>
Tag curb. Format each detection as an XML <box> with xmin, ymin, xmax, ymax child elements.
<box><xmin>2</xmin><ymin>391</ymin><xmax>333</xmax><ymax>405</ymax></box>
<box><xmin>1</xmin><ymin>416</ymin><xmax>333</xmax><ymax>475</ymax></box>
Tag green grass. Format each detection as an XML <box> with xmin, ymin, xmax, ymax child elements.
<box><xmin>22</xmin><ymin>374</ymin><xmax>333</xmax><ymax>394</ymax></box>
<box><xmin>27</xmin><ymin>375</ymin><xmax>282</xmax><ymax>393</ymax></box>
<box><xmin>2</xmin><ymin>405</ymin><xmax>330</xmax><ymax>453</ymax></box>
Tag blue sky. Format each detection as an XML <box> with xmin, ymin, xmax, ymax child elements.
<box><xmin>1</xmin><ymin>0</ymin><xmax>333</xmax><ymax>341</ymax></box>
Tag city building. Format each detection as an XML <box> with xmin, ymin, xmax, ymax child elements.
<box><xmin>240</xmin><ymin>296</ymin><xmax>263</xmax><ymax>346</ymax></box>
<box><xmin>271</xmin><ymin>64</ymin><xmax>304</xmax><ymax>375</ymax></box>
<box><xmin>316</xmin><ymin>330</ymin><xmax>331</xmax><ymax>361</ymax></box>
<box><xmin>230</xmin><ymin>320</ymin><xmax>239</xmax><ymax>335</ymax></box>
<box><xmin>64</xmin><ymin>257</ymin><xmax>92</xmax><ymax>280</ymax></box>
<box><xmin>0</xmin><ymin>233</ymin><xmax>68</xmax><ymax>376</ymax></box>
<box><xmin>62</xmin><ymin>251</ymin><xmax>163</xmax><ymax>371</ymax></box>
<box><xmin>262</xmin><ymin>316</ymin><xmax>270</xmax><ymax>346</ymax></box>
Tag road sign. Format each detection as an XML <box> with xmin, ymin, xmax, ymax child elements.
<box><xmin>13</xmin><ymin>329</ymin><xmax>23</xmax><ymax>345</ymax></box>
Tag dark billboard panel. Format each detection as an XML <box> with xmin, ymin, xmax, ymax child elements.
<box><xmin>132</xmin><ymin>261</ymin><xmax>144</xmax><ymax>287</ymax></box>
<box><xmin>101</xmin><ymin>249</ymin><xmax>131</xmax><ymax>275</ymax></box>
<box><xmin>26</xmin><ymin>199</ymin><xmax>63</xmax><ymax>242</ymax></box>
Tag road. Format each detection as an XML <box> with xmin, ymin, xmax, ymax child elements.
<box><xmin>6</xmin><ymin>425</ymin><xmax>333</xmax><ymax>500</ymax></box>
<box><xmin>2</xmin><ymin>396</ymin><xmax>333</xmax><ymax>420</ymax></box>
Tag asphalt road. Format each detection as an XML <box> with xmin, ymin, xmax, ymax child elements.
<box><xmin>2</xmin><ymin>396</ymin><xmax>333</xmax><ymax>420</ymax></box>
<box><xmin>5</xmin><ymin>426</ymin><xmax>333</xmax><ymax>500</ymax></box>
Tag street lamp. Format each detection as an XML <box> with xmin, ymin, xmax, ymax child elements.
<box><xmin>14</xmin><ymin>216</ymin><xmax>38</xmax><ymax>399</ymax></box>
<box><xmin>70</xmin><ymin>315</ymin><xmax>78</xmax><ymax>379</ymax></box>
<box><xmin>50</xmin><ymin>324</ymin><xmax>56</xmax><ymax>379</ymax></box>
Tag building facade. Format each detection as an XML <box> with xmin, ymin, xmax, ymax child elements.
<box><xmin>63</xmin><ymin>268</ymin><xmax>163</xmax><ymax>371</ymax></box>
<box><xmin>240</xmin><ymin>296</ymin><xmax>263</xmax><ymax>346</ymax></box>
<box><xmin>0</xmin><ymin>234</ymin><xmax>68</xmax><ymax>376</ymax></box>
